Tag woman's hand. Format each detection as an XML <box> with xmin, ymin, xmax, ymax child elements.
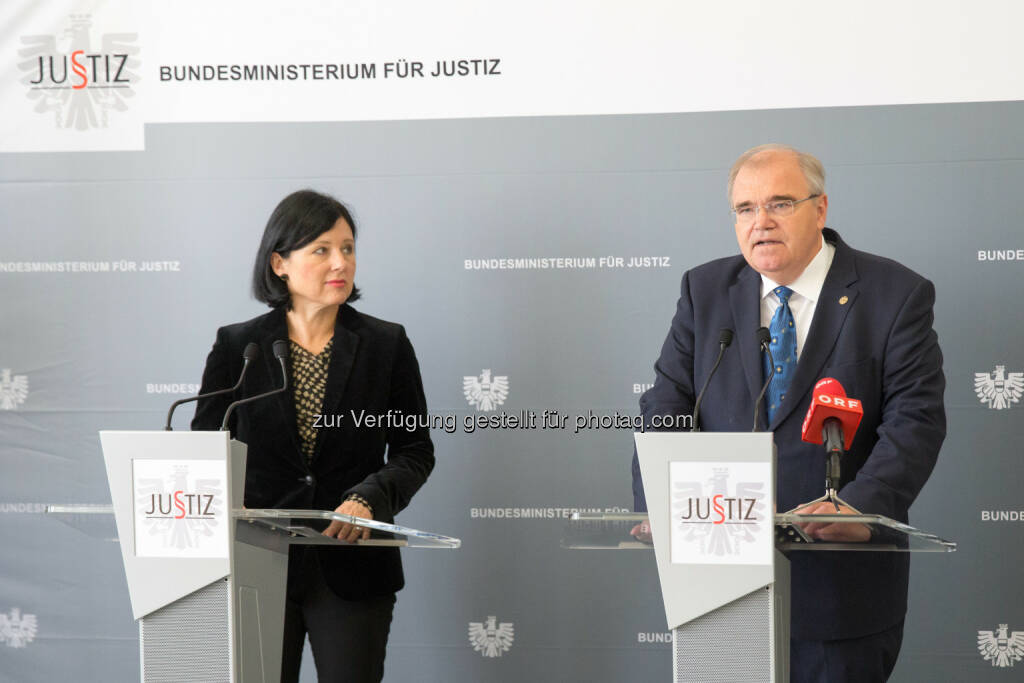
<box><xmin>323</xmin><ymin>499</ymin><xmax>373</xmax><ymax>542</ymax></box>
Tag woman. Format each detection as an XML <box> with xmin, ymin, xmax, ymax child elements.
<box><xmin>192</xmin><ymin>189</ymin><xmax>435</xmax><ymax>682</ymax></box>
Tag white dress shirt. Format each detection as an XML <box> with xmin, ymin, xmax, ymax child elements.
<box><xmin>759</xmin><ymin>235</ymin><xmax>836</xmax><ymax>359</ymax></box>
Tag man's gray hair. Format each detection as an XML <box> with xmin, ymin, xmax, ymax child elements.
<box><xmin>727</xmin><ymin>143</ymin><xmax>826</xmax><ymax>205</ymax></box>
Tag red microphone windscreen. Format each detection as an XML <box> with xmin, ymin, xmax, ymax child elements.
<box><xmin>813</xmin><ymin>377</ymin><xmax>846</xmax><ymax>398</ymax></box>
<box><xmin>800</xmin><ymin>377</ymin><xmax>864</xmax><ymax>449</ymax></box>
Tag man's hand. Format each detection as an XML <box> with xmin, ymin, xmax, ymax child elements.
<box><xmin>794</xmin><ymin>501</ymin><xmax>870</xmax><ymax>542</ymax></box>
<box><xmin>630</xmin><ymin>519</ymin><xmax>653</xmax><ymax>545</ymax></box>
<box><xmin>323</xmin><ymin>499</ymin><xmax>372</xmax><ymax>542</ymax></box>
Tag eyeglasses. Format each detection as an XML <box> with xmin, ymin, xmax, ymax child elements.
<box><xmin>732</xmin><ymin>194</ymin><xmax>820</xmax><ymax>224</ymax></box>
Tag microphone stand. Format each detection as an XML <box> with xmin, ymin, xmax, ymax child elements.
<box><xmin>691</xmin><ymin>328</ymin><xmax>733</xmax><ymax>432</ymax></box>
<box><xmin>165</xmin><ymin>342</ymin><xmax>260</xmax><ymax>430</ymax></box>
<box><xmin>789</xmin><ymin>427</ymin><xmax>859</xmax><ymax>514</ymax></box>
<box><xmin>791</xmin><ymin>485</ymin><xmax>858</xmax><ymax>514</ymax></box>
<box><xmin>220</xmin><ymin>341</ymin><xmax>290</xmax><ymax>432</ymax></box>
<box><xmin>752</xmin><ymin>327</ymin><xmax>774</xmax><ymax>432</ymax></box>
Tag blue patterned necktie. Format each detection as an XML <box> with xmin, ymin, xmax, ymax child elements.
<box><xmin>764</xmin><ymin>286</ymin><xmax>797</xmax><ymax>425</ymax></box>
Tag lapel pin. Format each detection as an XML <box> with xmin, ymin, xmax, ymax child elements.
<box><xmin>838</xmin><ymin>296</ymin><xmax>849</xmax><ymax>305</ymax></box>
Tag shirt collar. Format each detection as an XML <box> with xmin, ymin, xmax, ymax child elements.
<box><xmin>760</xmin><ymin>234</ymin><xmax>835</xmax><ymax>303</ymax></box>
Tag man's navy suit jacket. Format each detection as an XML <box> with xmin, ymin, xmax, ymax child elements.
<box><xmin>632</xmin><ymin>228</ymin><xmax>945</xmax><ymax>641</ymax></box>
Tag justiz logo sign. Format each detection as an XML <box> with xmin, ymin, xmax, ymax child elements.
<box><xmin>670</xmin><ymin>463</ymin><xmax>771</xmax><ymax>565</ymax></box>
<box><xmin>17</xmin><ymin>14</ymin><xmax>139</xmax><ymax>130</ymax></box>
<box><xmin>133</xmin><ymin>460</ymin><xmax>228</xmax><ymax>559</ymax></box>
<box><xmin>142</xmin><ymin>490</ymin><xmax>217</xmax><ymax>518</ymax></box>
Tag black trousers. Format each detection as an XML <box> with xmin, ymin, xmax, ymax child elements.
<box><xmin>790</xmin><ymin>619</ymin><xmax>905</xmax><ymax>683</ymax></box>
<box><xmin>281</xmin><ymin>550</ymin><xmax>396</xmax><ymax>683</ymax></box>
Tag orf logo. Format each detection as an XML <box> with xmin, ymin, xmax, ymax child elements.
<box><xmin>17</xmin><ymin>14</ymin><xmax>139</xmax><ymax>130</ymax></box>
<box><xmin>815</xmin><ymin>394</ymin><xmax>861</xmax><ymax>410</ymax></box>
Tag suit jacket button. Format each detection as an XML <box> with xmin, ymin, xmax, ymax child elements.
<box><xmin>304</xmin><ymin>475</ymin><xmax>314</xmax><ymax>486</ymax></box>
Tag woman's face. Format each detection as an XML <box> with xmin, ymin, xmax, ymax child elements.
<box><xmin>272</xmin><ymin>217</ymin><xmax>356</xmax><ymax>310</ymax></box>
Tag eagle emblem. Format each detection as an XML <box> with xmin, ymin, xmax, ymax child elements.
<box><xmin>974</xmin><ymin>366</ymin><xmax>1024</xmax><ymax>410</ymax></box>
<box><xmin>463</xmin><ymin>369</ymin><xmax>509</xmax><ymax>411</ymax></box>
<box><xmin>978</xmin><ymin>624</ymin><xmax>1024</xmax><ymax>667</ymax></box>
<box><xmin>0</xmin><ymin>369</ymin><xmax>29</xmax><ymax>410</ymax></box>
<box><xmin>468</xmin><ymin>615</ymin><xmax>514</xmax><ymax>657</ymax></box>
<box><xmin>0</xmin><ymin>608</ymin><xmax>38</xmax><ymax>648</ymax></box>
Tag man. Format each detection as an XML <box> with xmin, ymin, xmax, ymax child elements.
<box><xmin>631</xmin><ymin>144</ymin><xmax>945</xmax><ymax>682</ymax></box>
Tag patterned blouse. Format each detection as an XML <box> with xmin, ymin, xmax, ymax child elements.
<box><xmin>290</xmin><ymin>338</ymin><xmax>334</xmax><ymax>463</ymax></box>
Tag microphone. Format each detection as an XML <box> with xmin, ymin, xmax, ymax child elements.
<box><xmin>751</xmin><ymin>327</ymin><xmax>773</xmax><ymax>431</ymax></box>
<box><xmin>800</xmin><ymin>377</ymin><xmax>864</xmax><ymax>498</ymax></box>
<box><xmin>691</xmin><ymin>328</ymin><xmax>733</xmax><ymax>431</ymax></box>
<box><xmin>220</xmin><ymin>340</ymin><xmax>290</xmax><ymax>431</ymax></box>
<box><xmin>165</xmin><ymin>342</ymin><xmax>259</xmax><ymax>430</ymax></box>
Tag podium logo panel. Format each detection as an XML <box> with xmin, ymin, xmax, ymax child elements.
<box><xmin>669</xmin><ymin>461</ymin><xmax>771</xmax><ymax>566</ymax></box>
<box><xmin>132</xmin><ymin>459</ymin><xmax>228</xmax><ymax>558</ymax></box>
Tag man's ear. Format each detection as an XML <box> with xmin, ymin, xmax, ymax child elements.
<box><xmin>816</xmin><ymin>194</ymin><xmax>829</xmax><ymax>229</ymax></box>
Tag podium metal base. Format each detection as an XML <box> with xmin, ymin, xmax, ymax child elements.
<box><xmin>671</xmin><ymin>553</ymin><xmax>789</xmax><ymax>683</ymax></box>
<box><xmin>140</xmin><ymin>579</ymin><xmax>231</xmax><ymax>682</ymax></box>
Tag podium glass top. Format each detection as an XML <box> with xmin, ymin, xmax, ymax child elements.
<box><xmin>564</xmin><ymin>511</ymin><xmax>956</xmax><ymax>552</ymax></box>
<box><xmin>235</xmin><ymin>509</ymin><xmax>461</xmax><ymax>548</ymax></box>
<box><xmin>45</xmin><ymin>503</ymin><xmax>120</xmax><ymax>541</ymax></box>
<box><xmin>46</xmin><ymin>504</ymin><xmax>461</xmax><ymax>549</ymax></box>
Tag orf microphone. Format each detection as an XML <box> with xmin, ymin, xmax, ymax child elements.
<box><xmin>800</xmin><ymin>377</ymin><xmax>864</xmax><ymax>497</ymax></box>
<box><xmin>751</xmin><ymin>327</ymin><xmax>773</xmax><ymax>431</ymax></box>
<box><xmin>165</xmin><ymin>342</ymin><xmax>259</xmax><ymax>430</ymax></box>
<box><xmin>692</xmin><ymin>328</ymin><xmax>733</xmax><ymax>431</ymax></box>
<box><xmin>220</xmin><ymin>340</ymin><xmax>290</xmax><ymax>431</ymax></box>
<box><xmin>800</xmin><ymin>378</ymin><xmax>863</xmax><ymax>450</ymax></box>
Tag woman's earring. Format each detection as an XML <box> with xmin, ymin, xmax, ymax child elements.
<box><xmin>279</xmin><ymin>274</ymin><xmax>289</xmax><ymax>281</ymax></box>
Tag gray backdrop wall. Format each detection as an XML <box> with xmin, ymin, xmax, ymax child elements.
<box><xmin>1</xmin><ymin>101</ymin><xmax>1022</xmax><ymax>681</ymax></box>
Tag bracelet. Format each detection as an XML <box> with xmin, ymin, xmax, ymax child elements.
<box><xmin>344</xmin><ymin>493</ymin><xmax>373</xmax><ymax>517</ymax></box>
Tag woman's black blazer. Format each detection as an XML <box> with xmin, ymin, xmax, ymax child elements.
<box><xmin>191</xmin><ymin>304</ymin><xmax>435</xmax><ymax>599</ymax></box>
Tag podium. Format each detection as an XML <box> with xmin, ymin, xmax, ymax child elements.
<box><xmin>48</xmin><ymin>430</ymin><xmax>459</xmax><ymax>683</ymax></box>
<box><xmin>564</xmin><ymin>432</ymin><xmax>955</xmax><ymax>683</ymax></box>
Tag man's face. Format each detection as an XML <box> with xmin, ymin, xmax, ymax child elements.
<box><xmin>731</xmin><ymin>151</ymin><xmax>827</xmax><ymax>285</ymax></box>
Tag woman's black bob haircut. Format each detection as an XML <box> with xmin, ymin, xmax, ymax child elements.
<box><xmin>252</xmin><ymin>189</ymin><xmax>362</xmax><ymax>308</ymax></box>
